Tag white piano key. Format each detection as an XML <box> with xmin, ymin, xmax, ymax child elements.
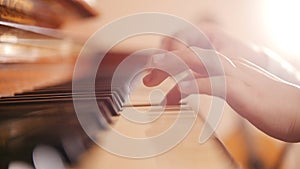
<box><xmin>8</xmin><ymin>161</ymin><xmax>34</xmax><ymax>169</ymax></box>
<box><xmin>33</xmin><ymin>145</ymin><xmax>66</xmax><ymax>169</ymax></box>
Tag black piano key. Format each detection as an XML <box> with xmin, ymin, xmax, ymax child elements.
<box><xmin>5</xmin><ymin>79</ymin><xmax>125</xmax><ymax>113</ymax></box>
<box><xmin>0</xmin><ymin>98</ymin><xmax>114</xmax><ymax>123</ymax></box>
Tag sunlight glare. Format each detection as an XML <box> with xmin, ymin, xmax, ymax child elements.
<box><xmin>264</xmin><ymin>0</ymin><xmax>300</xmax><ymax>55</ymax></box>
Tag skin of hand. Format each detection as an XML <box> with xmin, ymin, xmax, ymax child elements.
<box><xmin>143</xmin><ymin>24</ymin><xmax>300</xmax><ymax>142</ymax></box>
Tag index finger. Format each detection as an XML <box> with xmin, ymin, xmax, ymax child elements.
<box><xmin>143</xmin><ymin>48</ymin><xmax>234</xmax><ymax>87</ymax></box>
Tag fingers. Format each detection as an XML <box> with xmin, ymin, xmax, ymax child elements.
<box><xmin>143</xmin><ymin>51</ymin><xmax>191</xmax><ymax>87</ymax></box>
<box><xmin>163</xmin><ymin>84</ymin><xmax>184</xmax><ymax>105</ymax></box>
<box><xmin>143</xmin><ymin>49</ymin><xmax>265</xmax><ymax>106</ymax></box>
<box><xmin>143</xmin><ymin>69</ymin><xmax>170</xmax><ymax>87</ymax></box>
<box><xmin>157</xmin><ymin>24</ymin><xmax>300</xmax><ymax>142</ymax></box>
<box><xmin>166</xmin><ymin>75</ymin><xmax>253</xmax><ymax>116</ymax></box>
<box><xmin>143</xmin><ymin>49</ymin><xmax>201</xmax><ymax>87</ymax></box>
<box><xmin>160</xmin><ymin>23</ymin><xmax>269</xmax><ymax>70</ymax></box>
<box><xmin>176</xmin><ymin>76</ymin><xmax>254</xmax><ymax>116</ymax></box>
<box><xmin>160</xmin><ymin>25</ymin><xmax>214</xmax><ymax>51</ymax></box>
<box><xmin>165</xmin><ymin>63</ymin><xmax>300</xmax><ymax>142</ymax></box>
<box><xmin>143</xmin><ymin>48</ymin><xmax>236</xmax><ymax>87</ymax></box>
<box><xmin>178</xmin><ymin>76</ymin><xmax>227</xmax><ymax>99</ymax></box>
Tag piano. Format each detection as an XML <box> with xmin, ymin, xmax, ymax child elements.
<box><xmin>0</xmin><ymin>1</ymin><xmax>291</xmax><ymax>169</ymax></box>
<box><xmin>0</xmin><ymin>51</ymin><xmax>241</xmax><ymax>169</ymax></box>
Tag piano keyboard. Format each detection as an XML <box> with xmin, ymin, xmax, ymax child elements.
<box><xmin>0</xmin><ymin>50</ymin><xmax>128</xmax><ymax>168</ymax></box>
<box><xmin>0</xmin><ymin>79</ymin><xmax>116</xmax><ymax>168</ymax></box>
<box><xmin>0</xmin><ymin>51</ymin><xmax>240</xmax><ymax>169</ymax></box>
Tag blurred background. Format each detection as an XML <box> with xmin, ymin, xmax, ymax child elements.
<box><xmin>65</xmin><ymin>0</ymin><xmax>300</xmax><ymax>66</ymax></box>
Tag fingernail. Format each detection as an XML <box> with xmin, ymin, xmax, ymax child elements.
<box><xmin>143</xmin><ymin>72</ymin><xmax>153</xmax><ymax>84</ymax></box>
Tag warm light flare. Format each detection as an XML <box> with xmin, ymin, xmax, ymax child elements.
<box><xmin>264</xmin><ymin>0</ymin><xmax>300</xmax><ymax>55</ymax></box>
